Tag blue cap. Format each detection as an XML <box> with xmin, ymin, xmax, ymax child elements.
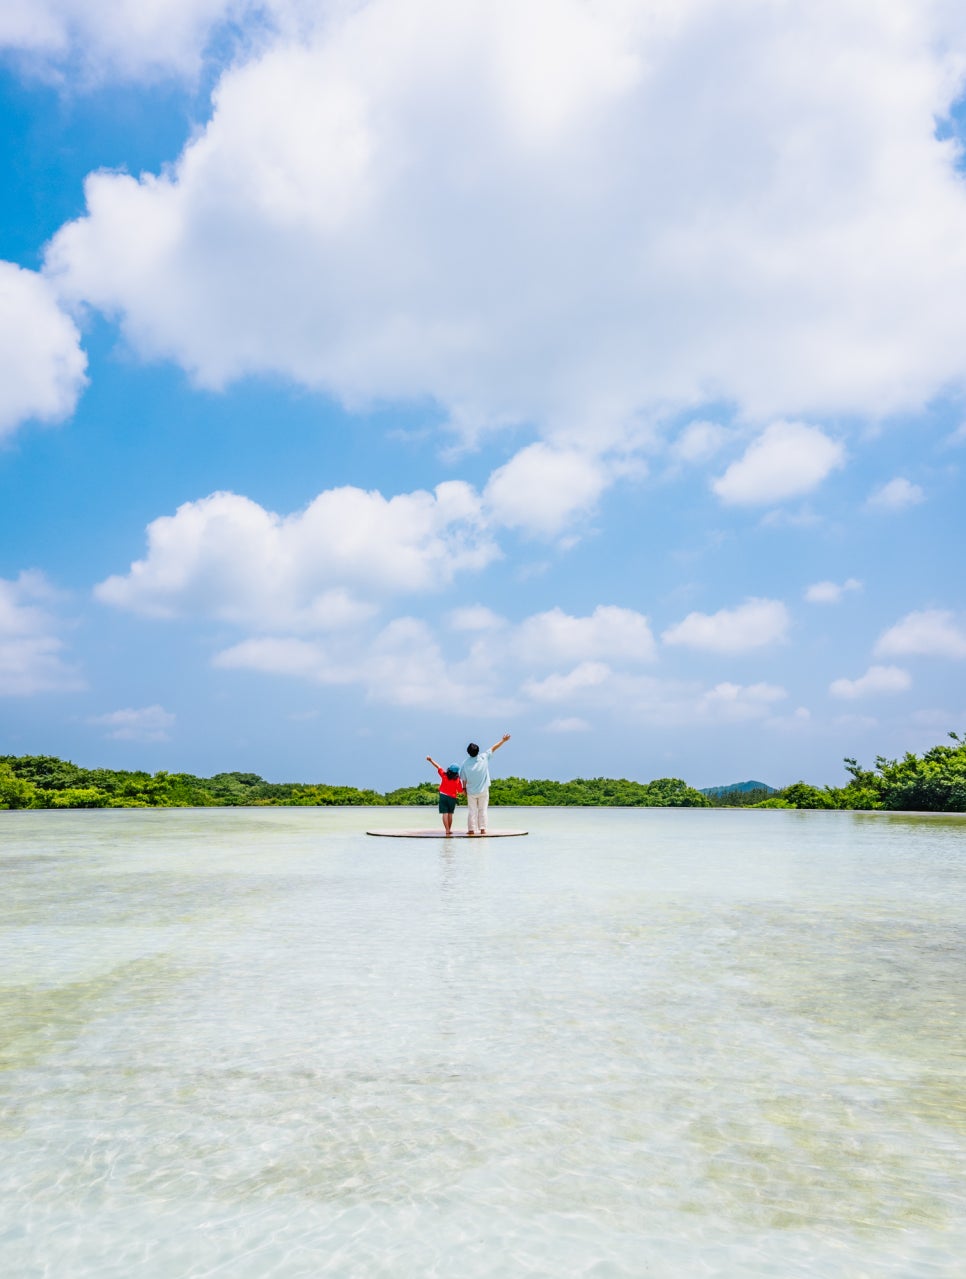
<box><xmin>446</xmin><ymin>764</ymin><xmax>460</xmax><ymax>777</ymax></box>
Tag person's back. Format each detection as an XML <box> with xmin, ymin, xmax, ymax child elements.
<box><xmin>425</xmin><ymin>754</ymin><xmax>464</xmax><ymax>835</ymax></box>
<box><xmin>460</xmin><ymin>734</ymin><xmax>510</xmax><ymax>835</ymax></box>
<box><xmin>460</xmin><ymin>748</ymin><xmax>491</xmax><ymax>795</ymax></box>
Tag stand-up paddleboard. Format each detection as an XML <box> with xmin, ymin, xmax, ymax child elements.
<box><xmin>366</xmin><ymin>829</ymin><xmax>528</xmax><ymax>839</ymax></box>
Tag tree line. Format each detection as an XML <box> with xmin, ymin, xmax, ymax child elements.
<box><xmin>2</xmin><ymin>735</ymin><xmax>965</xmax><ymax>811</ymax></box>
<box><xmin>0</xmin><ymin>756</ymin><xmax>708</xmax><ymax>810</ymax></box>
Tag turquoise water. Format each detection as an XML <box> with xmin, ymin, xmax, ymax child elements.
<box><xmin>1</xmin><ymin>806</ymin><xmax>964</xmax><ymax>1277</ymax></box>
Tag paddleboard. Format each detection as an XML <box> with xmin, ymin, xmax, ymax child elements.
<box><xmin>366</xmin><ymin>829</ymin><xmax>528</xmax><ymax>839</ymax></box>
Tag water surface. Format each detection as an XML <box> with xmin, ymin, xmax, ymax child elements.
<box><xmin>1</xmin><ymin>807</ymin><xmax>964</xmax><ymax>1276</ymax></box>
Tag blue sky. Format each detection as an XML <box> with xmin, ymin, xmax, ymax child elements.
<box><xmin>1</xmin><ymin>1</ymin><xmax>965</xmax><ymax>791</ymax></box>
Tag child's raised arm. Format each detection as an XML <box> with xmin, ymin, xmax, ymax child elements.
<box><xmin>426</xmin><ymin>755</ymin><xmax>443</xmax><ymax>772</ymax></box>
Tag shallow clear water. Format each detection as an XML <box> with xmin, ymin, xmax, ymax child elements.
<box><xmin>1</xmin><ymin>806</ymin><xmax>964</xmax><ymax>1277</ymax></box>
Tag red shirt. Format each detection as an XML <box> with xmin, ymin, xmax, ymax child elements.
<box><xmin>437</xmin><ymin>768</ymin><xmax>464</xmax><ymax>798</ymax></box>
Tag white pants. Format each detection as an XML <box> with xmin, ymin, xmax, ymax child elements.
<box><xmin>467</xmin><ymin>789</ymin><xmax>489</xmax><ymax>834</ymax></box>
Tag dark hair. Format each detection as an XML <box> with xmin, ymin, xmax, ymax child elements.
<box><xmin>467</xmin><ymin>742</ymin><xmax>480</xmax><ymax>757</ymax></box>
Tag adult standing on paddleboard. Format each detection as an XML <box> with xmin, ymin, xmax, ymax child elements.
<box><xmin>460</xmin><ymin>733</ymin><xmax>511</xmax><ymax>837</ymax></box>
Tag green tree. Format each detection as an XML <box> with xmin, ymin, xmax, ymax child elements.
<box><xmin>871</xmin><ymin>733</ymin><xmax>966</xmax><ymax>811</ymax></box>
<box><xmin>778</xmin><ymin>782</ymin><xmax>839</xmax><ymax>810</ymax></box>
<box><xmin>45</xmin><ymin>787</ymin><xmax>107</xmax><ymax>808</ymax></box>
<box><xmin>0</xmin><ymin>754</ymin><xmax>89</xmax><ymax>791</ymax></box>
<box><xmin>0</xmin><ymin>761</ymin><xmax>38</xmax><ymax>808</ymax></box>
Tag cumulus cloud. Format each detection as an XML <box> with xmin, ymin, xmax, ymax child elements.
<box><xmin>447</xmin><ymin>605</ymin><xmax>506</xmax><ymax>632</ymax></box>
<box><xmin>513</xmin><ymin>605</ymin><xmax>656</xmax><ymax>665</ymax></box>
<box><xmin>829</xmin><ymin>665</ymin><xmax>911</xmax><ymax>699</ymax></box>
<box><xmin>0</xmin><ymin>0</ymin><xmax>270</xmax><ymax>82</ymax></box>
<box><xmin>865</xmin><ymin>477</ymin><xmax>925</xmax><ymax>511</ymax></box>
<box><xmin>874</xmin><ymin>609</ymin><xmax>966</xmax><ymax>659</ymax></box>
<box><xmin>95</xmin><ymin>483</ymin><xmax>497</xmax><ymax>628</ymax></box>
<box><xmin>212</xmin><ymin>600</ymin><xmax>655</xmax><ymax>711</ymax></box>
<box><xmin>699</xmin><ymin>681</ymin><xmax>787</xmax><ymax>718</ymax></box>
<box><xmin>614</xmin><ymin>674</ymin><xmax>788</xmax><ymax>726</ymax></box>
<box><xmin>522</xmin><ymin>660</ymin><xmax>612</xmax><ymax>703</ymax></box>
<box><xmin>214</xmin><ymin>635</ymin><xmax>329</xmax><ymax>680</ymax></box>
<box><xmin>42</xmin><ymin>1</ymin><xmax>966</xmax><ymax>449</ymax></box>
<box><xmin>804</xmin><ymin>578</ymin><xmax>862</xmax><ymax>604</ymax></box>
<box><xmin>711</xmin><ymin>422</ymin><xmax>845</xmax><ymax>506</ymax></box>
<box><xmin>521</xmin><ymin>659</ymin><xmax>787</xmax><ymax>724</ymax></box>
<box><xmin>661</xmin><ymin>597</ymin><xmax>790</xmax><ymax>653</ymax></box>
<box><xmin>212</xmin><ymin>596</ymin><xmax>794</xmax><ymax>726</ymax></box>
<box><xmin>0</xmin><ymin>570</ymin><xmax>83</xmax><ymax>695</ymax></box>
<box><xmin>0</xmin><ymin>261</ymin><xmax>87</xmax><ymax>439</ymax></box>
<box><xmin>670</xmin><ymin>420</ymin><xmax>729</xmax><ymax>465</ymax></box>
<box><xmin>214</xmin><ymin>618</ymin><xmax>502</xmax><ymax>711</ymax></box>
<box><xmin>89</xmin><ymin>704</ymin><xmax>175</xmax><ymax>741</ymax></box>
<box><xmin>483</xmin><ymin>445</ymin><xmax>610</xmax><ymax>536</ymax></box>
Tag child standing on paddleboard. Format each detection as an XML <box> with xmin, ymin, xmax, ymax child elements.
<box><xmin>425</xmin><ymin>756</ymin><xmax>464</xmax><ymax>836</ymax></box>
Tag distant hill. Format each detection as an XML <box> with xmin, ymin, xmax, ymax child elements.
<box><xmin>699</xmin><ymin>780</ymin><xmax>776</xmax><ymax>797</ymax></box>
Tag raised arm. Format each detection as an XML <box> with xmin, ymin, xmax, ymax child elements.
<box><xmin>489</xmin><ymin>732</ymin><xmax>511</xmax><ymax>754</ymax></box>
<box><xmin>426</xmin><ymin>755</ymin><xmax>443</xmax><ymax>772</ymax></box>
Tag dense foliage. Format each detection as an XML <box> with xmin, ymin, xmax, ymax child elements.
<box><xmin>489</xmin><ymin>776</ymin><xmax>709</xmax><ymax>807</ymax></box>
<box><xmin>3</xmin><ymin>737</ymin><xmax>965</xmax><ymax>811</ymax></box>
<box><xmin>736</xmin><ymin>733</ymin><xmax>966</xmax><ymax>812</ymax></box>
<box><xmin>0</xmin><ymin>756</ymin><xmax>707</xmax><ymax>810</ymax></box>
<box><xmin>0</xmin><ymin>757</ymin><xmax>386</xmax><ymax>810</ymax></box>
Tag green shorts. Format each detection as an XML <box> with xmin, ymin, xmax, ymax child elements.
<box><xmin>438</xmin><ymin>794</ymin><xmax>458</xmax><ymax>814</ymax></box>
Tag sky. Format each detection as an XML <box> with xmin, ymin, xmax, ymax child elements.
<box><xmin>1</xmin><ymin>0</ymin><xmax>965</xmax><ymax>792</ymax></box>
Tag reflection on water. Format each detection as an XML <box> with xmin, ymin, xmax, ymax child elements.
<box><xmin>1</xmin><ymin>807</ymin><xmax>964</xmax><ymax>1277</ymax></box>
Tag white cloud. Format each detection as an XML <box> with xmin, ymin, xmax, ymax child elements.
<box><xmin>0</xmin><ymin>571</ymin><xmax>83</xmax><ymax>695</ymax></box>
<box><xmin>95</xmin><ymin>483</ymin><xmax>497</xmax><ymax>628</ymax></box>
<box><xmin>42</xmin><ymin>2</ymin><xmax>966</xmax><ymax>447</ymax></box>
<box><xmin>544</xmin><ymin>716</ymin><xmax>590</xmax><ymax>733</ymax></box>
<box><xmin>0</xmin><ymin>0</ymin><xmax>271</xmax><ymax>82</ymax></box>
<box><xmin>0</xmin><ymin>261</ymin><xmax>87</xmax><ymax>439</ymax></box>
<box><xmin>874</xmin><ymin>609</ymin><xmax>966</xmax><ymax>659</ymax></box>
<box><xmin>865</xmin><ymin>477</ymin><xmax>925</xmax><ymax>511</ymax></box>
<box><xmin>804</xmin><ymin>578</ymin><xmax>862</xmax><ymax>604</ymax></box>
<box><xmin>699</xmin><ymin>681</ymin><xmax>787</xmax><ymax>719</ymax></box>
<box><xmin>214</xmin><ymin>635</ymin><xmax>329</xmax><ymax>679</ymax></box>
<box><xmin>363</xmin><ymin>617</ymin><xmax>467</xmax><ymax>708</ymax></box>
<box><xmin>712</xmin><ymin>422</ymin><xmax>845</xmax><ymax>506</ymax></box>
<box><xmin>762</xmin><ymin>703</ymin><xmax>812</xmax><ymax>732</ymax></box>
<box><xmin>447</xmin><ymin>605</ymin><xmax>506</xmax><ymax>632</ymax></box>
<box><xmin>670</xmin><ymin>420</ymin><xmax>729</xmax><ymax>465</ymax></box>
<box><xmin>513</xmin><ymin>605</ymin><xmax>656</xmax><ymax>665</ymax></box>
<box><xmin>210</xmin><ymin>595</ymin><xmax>794</xmax><ymax>727</ymax></box>
<box><xmin>615</xmin><ymin>674</ymin><xmax>789</xmax><ymax>726</ymax></box>
<box><xmin>89</xmin><ymin>704</ymin><xmax>175</xmax><ymax>741</ymax></box>
<box><xmin>829</xmin><ymin>664</ymin><xmax>911</xmax><ymax>699</ymax></box>
<box><xmin>519</xmin><ymin>663</ymin><xmax>783</xmax><ymax>727</ymax></box>
<box><xmin>483</xmin><ymin>445</ymin><xmax>610</xmax><ymax>536</ymax></box>
<box><xmin>522</xmin><ymin>661</ymin><xmax>612</xmax><ymax>703</ymax></box>
<box><xmin>662</xmin><ymin>597</ymin><xmax>790</xmax><ymax>653</ymax></box>
<box><xmin>214</xmin><ymin>617</ymin><xmax>506</xmax><ymax>712</ymax></box>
